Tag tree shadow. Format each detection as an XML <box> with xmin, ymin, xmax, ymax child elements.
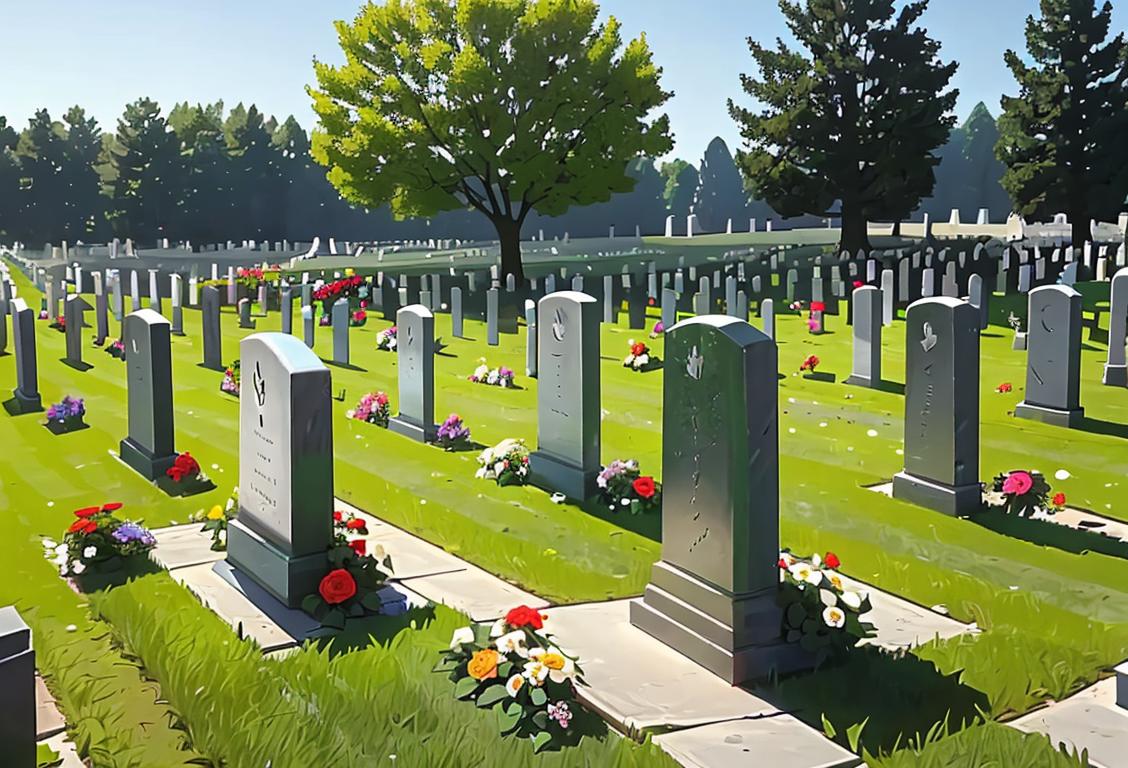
<box><xmin>580</xmin><ymin>497</ymin><xmax>661</xmax><ymax>543</ymax></box>
<box><xmin>313</xmin><ymin>604</ymin><xmax>439</xmax><ymax>658</ymax></box>
<box><xmin>1075</xmin><ymin>416</ymin><xmax>1128</xmax><ymax>440</ymax></box>
<box><xmin>966</xmin><ymin>508</ymin><xmax>1128</xmax><ymax>560</ymax></box>
<box><xmin>60</xmin><ymin>358</ymin><xmax>94</xmax><ymax>372</ymax></box>
<box><xmin>750</xmin><ymin>643</ymin><xmax>989</xmax><ymax>755</ymax></box>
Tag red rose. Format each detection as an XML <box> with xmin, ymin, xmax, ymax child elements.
<box><xmin>1053</xmin><ymin>492</ymin><xmax>1066</xmax><ymax>507</ymax></box>
<box><xmin>853</xmin><ymin>280</ymin><xmax>864</xmax><ymax>289</ymax></box>
<box><xmin>318</xmin><ymin>568</ymin><xmax>357</xmax><ymax>605</ymax></box>
<box><xmin>824</xmin><ymin>552</ymin><xmax>841</xmax><ymax>569</ymax></box>
<box><xmin>810</xmin><ymin>301</ymin><xmax>826</xmax><ymax>312</ymax></box>
<box><xmin>778</xmin><ymin>558</ymin><xmax>788</xmax><ymax>569</ymax></box>
<box><xmin>505</xmin><ymin>605</ymin><xmax>545</xmax><ymax>630</ymax></box>
<box><xmin>68</xmin><ymin>519</ymin><xmax>97</xmax><ymax>535</ymax></box>
<box><xmin>632</xmin><ymin>476</ymin><xmax>657</xmax><ymax>499</ymax></box>
<box><xmin>630</xmin><ymin>342</ymin><xmax>647</xmax><ymax>356</ymax></box>
<box><xmin>345</xmin><ymin>518</ymin><xmax>366</xmax><ymax>531</ymax></box>
<box><xmin>332</xmin><ymin>511</ymin><xmax>343</xmax><ymax>522</ymax></box>
<box><xmin>101</xmin><ymin>502</ymin><xmax>123</xmax><ymax>512</ymax></box>
<box><xmin>74</xmin><ymin>506</ymin><xmax>101</xmax><ymax>519</ymax></box>
<box><xmin>348</xmin><ymin>539</ymin><xmax>367</xmax><ymax>557</ymax></box>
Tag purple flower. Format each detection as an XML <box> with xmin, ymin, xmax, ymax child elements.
<box><xmin>437</xmin><ymin>414</ymin><xmax>471</xmax><ymax>443</ymax></box>
<box><xmin>547</xmin><ymin>701</ymin><xmax>572</xmax><ymax>728</ymax></box>
<box><xmin>112</xmin><ymin>522</ymin><xmax>155</xmax><ymax>546</ymax></box>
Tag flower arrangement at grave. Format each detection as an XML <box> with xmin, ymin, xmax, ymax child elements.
<box><xmin>468</xmin><ymin>359</ymin><xmax>516</xmax><ymax>387</ymax></box>
<box><xmin>800</xmin><ymin>354</ymin><xmax>820</xmax><ymax>374</ymax></box>
<box><xmin>778</xmin><ymin>551</ymin><xmax>874</xmax><ymax>661</ymax></box>
<box><xmin>313</xmin><ymin>274</ymin><xmax>365</xmax><ymax>317</ymax></box>
<box><xmin>348</xmin><ymin>391</ymin><xmax>391</xmax><ymax>428</ymax></box>
<box><xmin>436</xmin><ymin>605</ymin><xmax>586</xmax><ymax>753</ymax></box>
<box><xmin>986</xmin><ymin>470</ymin><xmax>1062</xmax><ymax>517</ymax></box>
<box><xmin>475</xmin><ymin>439</ymin><xmax>530</xmax><ymax>486</ymax></box>
<box><xmin>160</xmin><ymin>451</ymin><xmax>215</xmax><ymax>497</ymax></box>
<box><xmin>436</xmin><ymin>413</ymin><xmax>472</xmax><ymax>451</ymax></box>
<box><xmin>105</xmin><ymin>338</ymin><xmax>126</xmax><ymax>360</ymax></box>
<box><xmin>220</xmin><ymin>360</ymin><xmax>241</xmax><ymax>397</ymax></box>
<box><xmin>788</xmin><ymin>300</ymin><xmax>804</xmax><ymax>312</ymax></box>
<box><xmin>45</xmin><ymin>503</ymin><xmax>156</xmax><ymax>577</ymax></box>
<box><xmin>350</xmin><ymin>308</ymin><xmax>368</xmax><ymax>327</ymax></box>
<box><xmin>376</xmin><ymin>325</ymin><xmax>398</xmax><ymax>351</ymax></box>
<box><xmin>648</xmin><ymin>321</ymin><xmax>665</xmax><ymax>339</ymax></box>
<box><xmin>995</xmin><ymin>382</ymin><xmax>1013</xmax><ymax>394</ymax></box>
<box><xmin>38</xmin><ymin>309</ymin><xmax>49</xmax><ymax>320</ymax></box>
<box><xmin>45</xmin><ymin>396</ymin><xmax>85</xmax><ymax>432</ymax></box>
<box><xmin>807</xmin><ymin>301</ymin><xmax>825</xmax><ymax>333</ymax></box>
<box><xmin>49</xmin><ymin>315</ymin><xmax>66</xmax><ymax>333</ymax></box>
<box><xmin>190</xmin><ymin>491</ymin><xmax>238</xmax><ymax>552</ymax></box>
<box><xmin>596</xmin><ymin>460</ymin><xmax>661</xmax><ymax>515</ymax></box>
<box><xmin>622</xmin><ymin>339</ymin><xmax>656</xmax><ymax>371</ymax></box>
<box><xmin>301</xmin><ymin>509</ymin><xmax>394</xmax><ymax>631</ymax></box>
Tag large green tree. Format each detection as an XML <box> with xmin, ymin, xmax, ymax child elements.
<box><xmin>729</xmin><ymin>0</ymin><xmax>957</xmax><ymax>253</ymax></box>
<box><xmin>60</xmin><ymin>106</ymin><xmax>108</xmax><ymax>242</ymax></box>
<box><xmin>996</xmin><ymin>0</ymin><xmax>1128</xmax><ymax>245</ymax></box>
<box><xmin>308</xmin><ymin>0</ymin><xmax>672</xmax><ymax>281</ymax></box>
<box><xmin>15</xmin><ymin>110</ymin><xmax>69</xmax><ymax>245</ymax></box>
<box><xmin>661</xmin><ymin>160</ymin><xmax>699</xmax><ymax>225</ymax></box>
<box><xmin>103</xmin><ymin>98</ymin><xmax>184</xmax><ymax>240</ymax></box>
<box><xmin>0</xmin><ymin>117</ymin><xmax>20</xmax><ymax>241</ymax></box>
<box><xmin>694</xmin><ymin>137</ymin><xmax>747</xmax><ymax>233</ymax></box>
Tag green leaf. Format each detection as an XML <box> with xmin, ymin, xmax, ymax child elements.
<box><xmin>532</xmin><ymin>731</ymin><xmax>553</xmax><ymax>753</ymax></box>
<box><xmin>496</xmin><ymin>703</ymin><xmax>522</xmax><ymax>735</ymax></box>
<box><xmin>529</xmin><ymin>686</ymin><xmax>547</xmax><ymax>707</ymax></box>
<box><xmin>821</xmin><ymin>713</ymin><xmax>837</xmax><ymax>739</ymax></box>
<box><xmin>846</xmin><ymin>718</ymin><xmax>869</xmax><ymax>752</ymax></box>
<box><xmin>360</xmin><ymin>591</ymin><xmax>385</xmax><ymax>612</ymax></box>
<box><xmin>476</xmin><ymin>685</ymin><xmax>509</xmax><ymax>709</ymax></box>
<box><xmin>300</xmin><ymin>594</ymin><xmax>322</xmax><ymax>616</ymax></box>
<box><xmin>453</xmin><ymin>675</ymin><xmax>479</xmax><ymax>700</ymax></box>
<box><xmin>322</xmin><ymin>608</ymin><xmax>346</xmax><ymax>631</ymax></box>
<box><xmin>786</xmin><ymin>602</ymin><xmax>806</xmax><ymax>627</ymax></box>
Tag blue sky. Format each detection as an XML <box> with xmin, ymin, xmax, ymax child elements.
<box><xmin>4</xmin><ymin>0</ymin><xmax>1124</xmax><ymax>164</ymax></box>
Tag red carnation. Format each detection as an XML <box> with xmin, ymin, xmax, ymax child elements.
<box><xmin>74</xmin><ymin>506</ymin><xmax>101</xmax><ymax>519</ymax></box>
<box><xmin>630</xmin><ymin>342</ymin><xmax>647</xmax><ymax>357</ymax></box>
<box><xmin>348</xmin><ymin>539</ymin><xmax>367</xmax><ymax>557</ymax></box>
<box><xmin>824</xmin><ymin>552</ymin><xmax>841</xmax><ymax>569</ymax></box>
<box><xmin>345</xmin><ymin>517</ymin><xmax>366</xmax><ymax>531</ymax></box>
<box><xmin>318</xmin><ymin>568</ymin><xmax>357</xmax><ymax>605</ymax></box>
<box><xmin>505</xmin><ymin>605</ymin><xmax>545</xmax><ymax>630</ymax></box>
<box><xmin>632</xmin><ymin>476</ymin><xmax>657</xmax><ymax>499</ymax></box>
<box><xmin>332</xmin><ymin>510</ymin><xmax>343</xmax><ymax>522</ymax></box>
<box><xmin>101</xmin><ymin>502</ymin><xmax>123</xmax><ymax>512</ymax></box>
<box><xmin>810</xmin><ymin>301</ymin><xmax>826</xmax><ymax>312</ymax></box>
<box><xmin>68</xmin><ymin>519</ymin><xmax>97</xmax><ymax>535</ymax></box>
<box><xmin>1052</xmin><ymin>492</ymin><xmax>1066</xmax><ymax>508</ymax></box>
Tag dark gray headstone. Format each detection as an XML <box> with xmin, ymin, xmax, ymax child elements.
<box><xmin>451</xmin><ymin>286</ymin><xmax>464</xmax><ymax>338</ymax></box>
<box><xmin>93</xmin><ymin>273</ymin><xmax>109</xmax><ymax>344</ymax></box>
<box><xmin>227</xmin><ymin>333</ymin><xmax>333</xmax><ymax>608</ymax></box>
<box><xmin>530</xmin><ymin>291</ymin><xmax>601</xmax><ymax>499</ymax></box>
<box><xmin>169</xmin><ymin>274</ymin><xmax>184</xmax><ymax>335</ymax></box>
<box><xmin>110</xmin><ymin>272</ymin><xmax>123</xmax><ymax>321</ymax></box>
<box><xmin>281</xmin><ymin>289</ymin><xmax>294</xmax><ymax>335</ymax></box>
<box><xmin>921</xmin><ymin>268</ymin><xmax>935</xmax><ymax>297</ymax></box>
<box><xmin>967</xmin><ymin>274</ymin><xmax>989</xmax><ymax>330</ymax></box>
<box><xmin>892</xmin><ymin>298</ymin><xmax>980</xmax><ymax>516</ymax></box>
<box><xmin>845</xmin><ymin>286</ymin><xmax>881</xmax><ymax>388</ymax></box>
<box><xmin>1018</xmin><ymin>264</ymin><xmax>1032</xmax><ymax>293</ymax></box>
<box><xmin>0</xmin><ymin>295</ymin><xmax>6</xmax><ymax>355</ymax></box>
<box><xmin>332</xmin><ymin>299</ymin><xmax>349</xmax><ymax>366</ymax></box>
<box><xmin>238</xmin><ymin>298</ymin><xmax>256</xmax><ymax>329</ymax></box>
<box><xmin>0</xmin><ymin>606</ymin><xmax>34</xmax><ymax>768</ymax></box>
<box><xmin>389</xmin><ymin>305</ymin><xmax>437</xmax><ymax>442</ymax></box>
<box><xmin>119</xmin><ymin>309</ymin><xmax>177</xmax><ymax>480</ymax></box>
<box><xmin>725</xmin><ymin>276</ymin><xmax>738</xmax><ymax>317</ymax></box>
<box><xmin>149</xmin><ymin>270</ymin><xmax>163</xmax><ymax>315</ymax></box>
<box><xmin>1015</xmin><ymin>285</ymin><xmax>1084</xmax><ymax>427</ymax></box>
<box><xmin>9</xmin><ymin>299</ymin><xmax>41</xmax><ymax>412</ymax></box>
<box><xmin>201</xmin><ymin>286</ymin><xmax>223</xmax><ymax>369</ymax></box>
<box><xmin>1103</xmin><ymin>267</ymin><xmax>1128</xmax><ymax>386</ymax></box>
<box><xmin>627</xmin><ymin>279</ymin><xmax>647</xmax><ymax>329</ymax></box>
<box><xmin>64</xmin><ymin>294</ymin><xmax>86</xmax><ymax>366</ymax></box>
<box><xmin>631</xmin><ymin>316</ymin><xmax>804</xmax><ymax>684</ymax></box>
<box><xmin>661</xmin><ymin>287</ymin><xmax>676</xmax><ymax>330</ymax></box>
<box><xmin>302</xmin><ymin>306</ymin><xmax>315</xmax><ymax>349</ymax></box>
<box><xmin>258</xmin><ymin>283</ymin><xmax>269</xmax><ymax>317</ymax></box>
<box><xmin>603</xmin><ymin>275</ymin><xmax>618</xmax><ymax>324</ymax></box>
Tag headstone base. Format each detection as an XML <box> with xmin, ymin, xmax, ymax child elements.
<box><xmin>119</xmin><ymin>437</ymin><xmax>177</xmax><ymax>480</ymax></box>
<box><xmin>1012</xmin><ymin>332</ymin><xmax>1027</xmax><ymax>351</ymax></box>
<box><xmin>843</xmin><ymin>374</ymin><xmax>876</xmax><ymax>388</ymax></box>
<box><xmin>240</xmin><ymin>319</ymin><xmax>257</xmax><ymax>330</ymax></box>
<box><xmin>389</xmin><ymin>416</ymin><xmax>437</xmax><ymax>443</ymax></box>
<box><xmin>6</xmin><ymin>390</ymin><xmax>42</xmax><ymax>414</ymax></box>
<box><xmin>1103</xmin><ymin>365</ymin><xmax>1127</xmax><ymax>387</ymax></box>
<box><xmin>1116</xmin><ymin>661</ymin><xmax>1128</xmax><ymax>709</ymax></box>
<box><xmin>529</xmin><ymin>451</ymin><xmax>598</xmax><ymax>500</ymax></box>
<box><xmin>892</xmin><ymin>472</ymin><xmax>981</xmax><ymax>517</ymax></box>
<box><xmin>171</xmin><ymin>307</ymin><xmax>185</xmax><ymax>336</ymax></box>
<box><xmin>226</xmin><ymin>520</ymin><xmax>328</xmax><ymax>610</ymax></box>
<box><xmin>1014</xmin><ymin>402</ymin><xmax>1085</xmax><ymax>428</ymax></box>
<box><xmin>629</xmin><ymin>562</ymin><xmax>812</xmax><ymax>685</ymax></box>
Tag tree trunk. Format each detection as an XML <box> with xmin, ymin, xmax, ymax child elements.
<box><xmin>1071</xmin><ymin>214</ymin><xmax>1089</xmax><ymax>252</ymax></box>
<box><xmin>495</xmin><ymin>218</ymin><xmax>526</xmax><ymax>284</ymax></box>
<box><xmin>839</xmin><ymin>199</ymin><xmax>871</xmax><ymax>257</ymax></box>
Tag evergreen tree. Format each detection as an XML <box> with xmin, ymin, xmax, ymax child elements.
<box><xmin>729</xmin><ymin>0</ymin><xmax>958</xmax><ymax>253</ymax></box>
<box><xmin>661</xmin><ymin>161</ymin><xmax>699</xmax><ymax>225</ymax></box>
<box><xmin>61</xmin><ymin>106</ymin><xmax>107</xmax><ymax>241</ymax></box>
<box><xmin>175</xmin><ymin>103</ymin><xmax>232</xmax><ymax>243</ymax></box>
<box><xmin>997</xmin><ymin>0</ymin><xmax>1128</xmax><ymax>244</ymax></box>
<box><xmin>0</xmin><ymin>117</ymin><xmax>20</xmax><ymax>241</ymax></box>
<box><xmin>103</xmin><ymin>98</ymin><xmax>184</xmax><ymax>241</ymax></box>
<box><xmin>15</xmin><ymin>109</ymin><xmax>69</xmax><ymax>245</ymax></box>
<box><xmin>226</xmin><ymin>104</ymin><xmax>284</xmax><ymax>240</ymax></box>
<box><xmin>694</xmin><ymin>137</ymin><xmax>747</xmax><ymax>233</ymax></box>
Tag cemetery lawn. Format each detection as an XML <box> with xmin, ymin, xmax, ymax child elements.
<box><xmin>2</xmin><ymin>261</ymin><xmax>1127</xmax><ymax>759</ymax></box>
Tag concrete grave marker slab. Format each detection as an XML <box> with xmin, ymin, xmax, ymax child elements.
<box><xmin>845</xmin><ymin>286</ymin><xmax>882</xmax><ymax>388</ymax></box>
<box><xmin>201</xmin><ymin>286</ymin><xmax>223</xmax><ymax>369</ymax></box>
<box><xmin>8</xmin><ymin>299</ymin><xmax>41</xmax><ymax>413</ymax></box>
<box><xmin>389</xmin><ymin>305</ymin><xmax>437</xmax><ymax>442</ymax></box>
<box><xmin>119</xmin><ymin>309</ymin><xmax>177</xmax><ymax>479</ymax></box>
<box><xmin>1016</xmin><ymin>285</ymin><xmax>1085</xmax><ymax>427</ymax></box>
<box><xmin>1103</xmin><ymin>267</ymin><xmax>1128</xmax><ymax>387</ymax></box>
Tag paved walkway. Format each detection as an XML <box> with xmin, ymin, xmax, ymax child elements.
<box><xmin>149</xmin><ymin>498</ymin><xmax>976</xmax><ymax>768</ymax></box>
<box><xmin>1011</xmin><ymin>677</ymin><xmax>1128</xmax><ymax>768</ymax></box>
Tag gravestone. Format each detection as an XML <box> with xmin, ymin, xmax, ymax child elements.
<box><xmin>941</xmin><ymin>261</ymin><xmax>958</xmax><ymax>297</ymax></box>
<box><xmin>0</xmin><ymin>294</ymin><xmax>6</xmax><ymax>354</ymax></box>
<box><xmin>525</xmin><ymin>302</ymin><xmax>538</xmax><ymax>378</ymax></box>
<box><xmin>238</xmin><ymin>298</ymin><xmax>256</xmax><ymax>329</ymax></box>
<box><xmin>1103</xmin><ymin>267</ymin><xmax>1128</xmax><ymax>386</ymax></box>
<box><xmin>0</xmin><ymin>606</ymin><xmax>34</xmax><ymax>768</ymax></box>
<box><xmin>845</xmin><ymin>286</ymin><xmax>881</xmax><ymax>388</ymax></box>
<box><xmin>8</xmin><ymin>299</ymin><xmax>41</xmax><ymax>413</ymax></box>
<box><xmin>725</xmin><ymin>276</ymin><xmax>738</xmax><ymax>317</ymax></box>
<box><xmin>921</xmin><ymin>268</ymin><xmax>935</xmax><ymax>297</ymax></box>
<box><xmin>226</xmin><ymin>333</ymin><xmax>334</xmax><ymax>609</ymax></box>
<box><xmin>130</xmin><ymin>270</ymin><xmax>141</xmax><ymax>311</ymax></box>
<box><xmin>967</xmin><ymin>274</ymin><xmax>988</xmax><ymax>331</ymax></box>
<box><xmin>603</xmin><ymin>275</ymin><xmax>618</xmax><ymax>324</ymax></box>
<box><xmin>892</xmin><ymin>298</ymin><xmax>980</xmax><ymax>516</ymax></box>
<box><xmin>529</xmin><ymin>292</ymin><xmax>601</xmax><ymax>499</ymax></box>
<box><xmin>258</xmin><ymin>283</ymin><xmax>269</xmax><ymax>317</ymax></box>
<box><xmin>631</xmin><ymin>316</ymin><xmax>805</xmax><ymax>684</ymax></box>
<box><xmin>627</xmin><ymin>278</ymin><xmax>647</xmax><ymax>329</ymax></box>
<box><xmin>389</xmin><ymin>305</ymin><xmax>437</xmax><ymax>442</ymax></box>
<box><xmin>111</xmin><ymin>272</ymin><xmax>123</xmax><ymax>321</ymax></box>
<box><xmin>227</xmin><ymin>267</ymin><xmax>237</xmax><ymax>305</ymax></box>
<box><xmin>170</xmin><ymin>274</ymin><xmax>184</xmax><ymax>335</ymax></box>
<box><xmin>281</xmin><ymin>289</ymin><xmax>294</xmax><ymax>335</ymax></box>
<box><xmin>661</xmin><ymin>287</ymin><xmax>676</xmax><ymax>329</ymax></box>
<box><xmin>302</xmin><ymin>306</ymin><xmax>315</xmax><ymax>349</ymax></box>
<box><xmin>45</xmin><ymin>280</ymin><xmax>59</xmax><ymax>320</ymax></box>
<box><xmin>63</xmin><ymin>295</ymin><xmax>87</xmax><ymax>366</ymax></box>
<box><xmin>881</xmin><ymin>269</ymin><xmax>894</xmax><ymax>326</ymax></box>
<box><xmin>119</xmin><ymin>310</ymin><xmax>178</xmax><ymax>480</ymax></box>
<box><xmin>1015</xmin><ymin>285</ymin><xmax>1085</xmax><ymax>427</ymax></box>
<box><xmin>201</xmin><ymin>286</ymin><xmax>223</xmax><ymax>370</ymax></box>
<box><xmin>735</xmin><ymin>290</ymin><xmax>748</xmax><ymax>321</ymax></box>
<box><xmin>1018</xmin><ymin>264</ymin><xmax>1032</xmax><ymax>293</ymax></box>
<box><xmin>332</xmin><ymin>299</ymin><xmax>349</xmax><ymax>366</ymax></box>
<box><xmin>760</xmin><ymin>298</ymin><xmax>775</xmax><ymax>340</ymax></box>
<box><xmin>149</xmin><ymin>270</ymin><xmax>163</xmax><ymax>314</ymax></box>
<box><xmin>486</xmin><ymin>287</ymin><xmax>500</xmax><ymax>346</ymax></box>
<box><xmin>451</xmin><ymin>286</ymin><xmax>464</xmax><ymax>338</ymax></box>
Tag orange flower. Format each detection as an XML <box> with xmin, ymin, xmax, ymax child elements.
<box><xmin>467</xmin><ymin>649</ymin><xmax>500</xmax><ymax>681</ymax></box>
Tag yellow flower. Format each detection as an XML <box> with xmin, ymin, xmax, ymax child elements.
<box><xmin>828</xmin><ymin>573</ymin><xmax>844</xmax><ymax>592</ymax></box>
<box><xmin>506</xmin><ymin>674</ymin><xmax>524</xmax><ymax>697</ymax></box>
<box><xmin>344</xmin><ymin>268</ymin><xmax>355</xmax><ymax>277</ymax></box>
<box><xmin>467</xmin><ymin>649</ymin><xmax>500</xmax><ymax>681</ymax></box>
<box><xmin>207</xmin><ymin>506</ymin><xmax>224</xmax><ymax>521</ymax></box>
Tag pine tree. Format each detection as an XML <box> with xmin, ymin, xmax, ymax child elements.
<box><xmin>661</xmin><ymin>161</ymin><xmax>699</xmax><ymax>225</ymax></box>
<box><xmin>15</xmin><ymin>109</ymin><xmax>69</xmax><ymax>245</ymax></box>
<box><xmin>997</xmin><ymin>0</ymin><xmax>1128</xmax><ymax>244</ymax></box>
<box><xmin>694</xmin><ymin>137</ymin><xmax>748</xmax><ymax>233</ymax></box>
<box><xmin>103</xmin><ymin>98</ymin><xmax>184</xmax><ymax>241</ymax></box>
<box><xmin>174</xmin><ymin>103</ymin><xmax>232</xmax><ymax>243</ymax></box>
<box><xmin>729</xmin><ymin>0</ymin><xmax>958</xmax><ymax>253</ymax></box>
<box><xmin>61</xmin><ymin>106</ymin><xmax>108</xmax><ymax>241</ymax></box>
<box><xmin>226</xmin><ymin>104</ymin><xmax>284</xmax><ymax>240</ymax></box>
<box><xmin>0</xmin><ymin>117</ymin><xmax>20</xmax><ymax>241</ymax></box>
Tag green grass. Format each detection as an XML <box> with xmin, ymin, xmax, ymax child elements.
<box><xmin>90</xmin><ymin>571</ymin><xmax>677</xmax><ymax>768</ymax></box>
<box><xmin>866</xmin><ymin>721</ymin><xmax>1090</xmax><ymax>767</ymax></box>
<box><xmin>3</xmin><ymin>258</ymin><xmax>1128</xmax><ymax>762</ymax></box>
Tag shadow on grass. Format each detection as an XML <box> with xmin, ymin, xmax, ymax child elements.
<box><xmin>315</xmin><ymin>605</ymin><xmax>439</xmax><ymax>657</ymax></box>
<box><xmin>74</xmin><ymin>555</ymin><xmax>164</xmax><ymax>594</ymax></box>
<box><xmin>967</xmin><ymin>508</ymin><xmax>1128</xmax><ymax>559</ymax></box>
<box><xmin>60</xmin><ymin>358</ymin><xmax>95</xmax><ymax>372</ymax></box>
<box><xmin>803</xmin><ymin>371</ymin><xmax>837</xmax><ymax>383</ymax></box>
<box><xmin>2</xmin><ymin>397</ymin><xmax>43</xmax><ymax>416</ymax></box>
<box><xmin>324</xmin><ymin>360</ymin><xmax>368</xmax><ymax>373</ymax></box>
<box><xmin>44</xmin><ymin>420</ymin><xmax>91</xmax><ymax>436</ymax></box>
<box><xmin>580</xmin><ymin>498</ymin><xmax>661</xmax><ymax>543</ymax></box>
<box><xmin>1075</xmin><ymin>416</ymin><xmax>1128</xmax><ymax>440</ymax></box>
<box><xmin>874</xmin><ymin>380</ymin><xmax>906</xmax><ymax>395</ymax></box>
<box><xmin>752</xmin><ymin>644</ymin><xmax>989</xmax><ymax>755</ymax></box>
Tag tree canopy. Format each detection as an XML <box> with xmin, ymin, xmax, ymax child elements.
<box><xmin>308</xmin><ymin>0</ymin><xmax>672</xmax><ymax>279</ymax></box>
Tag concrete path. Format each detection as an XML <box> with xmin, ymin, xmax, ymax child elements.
<box><xmin>1011</xmin><ymin>677</ymin><xmax>1128</xmax><ymax>768</ymax></box>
